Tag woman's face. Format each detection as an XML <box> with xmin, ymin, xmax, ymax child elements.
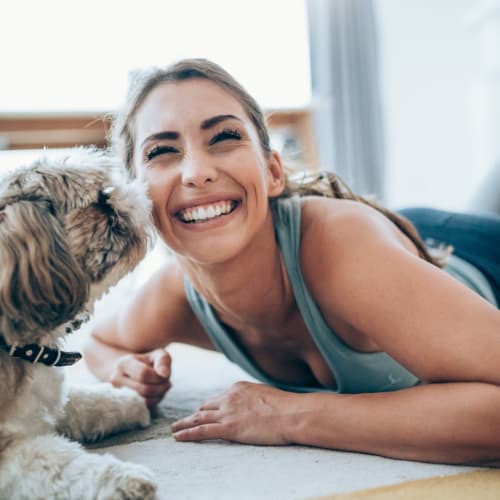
<box><xmin>133</xmin><ymin>79</ymin><xmax>284</xmax><ymax>263</ymax></box>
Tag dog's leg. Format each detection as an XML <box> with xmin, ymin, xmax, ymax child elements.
<box><xmin>0</xmin><ymin>434</ymin><xmax>156</xmax><ymax>500</ymax></box>
<box><xmin>57</xmin><ymin>383</ymin><xmax>150</xmax><ymax>443</ymax></box>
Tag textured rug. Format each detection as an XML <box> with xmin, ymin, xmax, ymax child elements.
<box><xmin>83</xmin><ymin>343</ymin><xmax>256</xmax><ymax>449</ymax></box>
<box><xmin>85</xmin><ymin>380</ymin><xmax>222</xmax><ymax>448</ymax></box>
<box><xmin>77</xmin><ymin>344</ymin><xmax>484</xmax><ymax>500</ymax></box>
<box><xmin>311</xmin><ymin>469</ymin><xmax>500</xmax><ymax>500</ymax></box>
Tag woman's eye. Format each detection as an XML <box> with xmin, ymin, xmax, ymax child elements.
<box><xmin>145</xmin><ymin>145</ymin><xmax>178</xmax><ymax>162</ymax></box>
<box><xmin>209</xmin><ymin>128</ymin><xmax>242</xmax><ymax>146</ymax></box>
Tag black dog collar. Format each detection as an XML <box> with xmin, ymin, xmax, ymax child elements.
<box><xmin>0</xmin><ymin>336</ymin><xmax>82</xmax><ymax>367</ymax></box>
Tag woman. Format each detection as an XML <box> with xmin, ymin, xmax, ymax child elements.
<box><xmin>85</xmin><ymin>58</ymin><xmax>500</xmax><ymax>465</ymax></box>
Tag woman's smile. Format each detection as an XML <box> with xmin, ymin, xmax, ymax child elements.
<box><xmin>172</xmin><ymin>195</ymin><xmax>242</xmax><ymax>230</ymax></box>
<box><xmin>177</xmin><ymin>200</ymin><xmax>239</xmax><ymax>223</ymax></box>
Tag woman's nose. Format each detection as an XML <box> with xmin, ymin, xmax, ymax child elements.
<box><xmin>181</xmin><ymin>153</ymin><xmax>218</xmax><ymax>187</ymax></box>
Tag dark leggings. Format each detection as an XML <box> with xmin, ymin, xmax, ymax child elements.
<box><xmin>397</xmin><ymin>208</ymin><xmax>500</xmax><ymax>306</ymax></box>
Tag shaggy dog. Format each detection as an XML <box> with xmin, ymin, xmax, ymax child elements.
<box><xmin>0</xmin><ymin>149</ymin><xmax>157</xmax><ymax>499</ymax></box>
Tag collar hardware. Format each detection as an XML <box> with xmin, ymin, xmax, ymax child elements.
<box><xmin>0</xmin><ymin>337</ymin><xmax>81</xmax><ymax>367</ymax></box>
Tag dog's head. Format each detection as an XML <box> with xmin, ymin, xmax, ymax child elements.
<box><xmin>0</xmin><ymin>148</ymin><xmax>152</xmax><ymax>345</ymax></box>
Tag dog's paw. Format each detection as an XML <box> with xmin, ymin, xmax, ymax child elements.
<box><xmin>112</xmin><ymin>386</ymin><xmax>151</xmax><ymax>428</ymax></box>
<box><xmin>98</xmin><ymin>462</ymin><xmax>157</xmax><ymax>500</ymax></box>
<box><xmin>60</xmin><ymin>384</ymin><xmax>151</xmax><ymax>442</ymax></box>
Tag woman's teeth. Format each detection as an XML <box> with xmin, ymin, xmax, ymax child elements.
<box><xmin>179</xmin><ymin>201</ymin><xmax>236</xmax><ymax>223</ymax></box>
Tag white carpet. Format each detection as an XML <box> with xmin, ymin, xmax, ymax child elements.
<box><xmin>67</xmin><ymin>344</ymin><xmax>479</xmax><ymax>500</ymax></box>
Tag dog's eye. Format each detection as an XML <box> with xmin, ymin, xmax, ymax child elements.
<box><xmin>145</xmin><ymin>145</ymin><xmax>179</xmax><ymax>162</ymax></box>
<box><xmin>209</xmin><ymin>128</ymin><xmax>242</xmax><ymax>146</ymax></box>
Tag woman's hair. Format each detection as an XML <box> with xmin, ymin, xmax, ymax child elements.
<box><xmin>111</xmin><ymin>58</ymin><xmax>447</xmax><ymax>267</ymax></box>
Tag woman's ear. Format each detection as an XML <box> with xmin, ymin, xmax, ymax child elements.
<box><xmin>267</xmin><ymin>151</ymin><xmax>286</xmax><ymax>197</ymax></box>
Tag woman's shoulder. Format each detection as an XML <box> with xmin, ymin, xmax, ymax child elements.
<box><xmin>298</xmin><ymin>196</ymin><xmax>420</xmax><ymax>282</ymax></box>
<box><xmin>300</xmin><ymin>195</ymin><xmax>392</xmax><ymax>245</ymax></box>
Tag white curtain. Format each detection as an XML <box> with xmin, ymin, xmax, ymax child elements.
<box><xmin>307</xmin><ymin>0</ymin><xmax>386</xmax><ymax>201</ymax></box>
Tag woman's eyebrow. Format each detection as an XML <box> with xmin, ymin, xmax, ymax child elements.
<box><xmin>140</xmin><ymin>115</ymin><xmax>242</xmax><ymax>148</ymax></box>
<box><xmin>141</xmin><ymin>131</ymin><xmax>179</xmax><ymax>148</ymax></box>
<box><xmin>200</xmin><ymin>114</ymin><xmax>242</xmax><ymax>130</ymax></box>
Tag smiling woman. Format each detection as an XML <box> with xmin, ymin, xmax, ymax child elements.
<box><xmin>84</xmin><ymin>58</ymin><xmax>500</xmax><ymax>466</ymax></box>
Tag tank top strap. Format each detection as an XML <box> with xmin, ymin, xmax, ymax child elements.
<box><xmin>271</xmin><ymin>196</ymin><xmax>419</xmax><ymax>393</ymax></box>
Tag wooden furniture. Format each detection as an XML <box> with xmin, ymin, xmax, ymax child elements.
<box><xmin>0</xmin><ymin>108</ymin><xmax>318</xmax><ymax>169</ymax></box>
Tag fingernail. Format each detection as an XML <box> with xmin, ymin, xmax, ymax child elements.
<box><xmin>174</xmin><ymin>429</ymin><xmax>187</xmax><ymax>438</ymax></box>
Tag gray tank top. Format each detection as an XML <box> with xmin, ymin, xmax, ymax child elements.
<box><xmin>184</xmin><ymin>196</ymin><xmax>497</xmax><ymax>394</ymax></box>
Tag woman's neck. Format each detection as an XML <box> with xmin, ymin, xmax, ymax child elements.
<box><xmin>176</xmin><ymin>212</ymin><xmax>294</xmax><ymax>328</ymax></box>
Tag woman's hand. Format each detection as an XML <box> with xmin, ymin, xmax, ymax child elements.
<box><xmin>171</xmin><ymin>381</ymin><xmax>298</xmax><ymax>445</ymax></box>
<box><xmin>110</xmin><ymin>348</ymin><xmax>172</xmax><ymax>408</ymax></box>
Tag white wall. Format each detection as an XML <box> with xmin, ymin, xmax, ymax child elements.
<box><xmin>377</xmin><ymin>0</ymin><xmax>493</xmax><ymax>211</ymax></box>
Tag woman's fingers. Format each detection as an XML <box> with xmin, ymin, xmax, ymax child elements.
<box><xmin>171</xmin><ymin>410</ymin><xmax>219</xmax><ymax>432</ymax></box>
<box><xmin>123</xmin><ymin>353</ymin><xmax>171</xmax><ymax>384</ymax></box>
<box><xmin>111</xmin><ymin>373</ymin><xmax>171</xmax><ymax>399</ymax></box>
<box><xmin>172</xmin><ymin>382</ymin><xmax>293</xmax><ymax>445</ymax></box>
<box><xmin>198</xmin><ymin>397</ymin><xmax>222</xmax><ymax>411</ymax></box>
<box><xmin>109</xmin><ymin>351</ymin><xmax>173</xmax><ymax>409</ymax></box>
<box><xmin>171</xmin><ymin>410</ymin><xmax>224</xmax><ymax>441</ymax></box>
<box><xmin>173</xmin><ymin>424</ymin><xmax>225</xmax><ymax>442</ymax></box>
<box><xmin>147</xmin><ymin>349</ymin><xmax>172</xmax><ymax>378</ymax></box>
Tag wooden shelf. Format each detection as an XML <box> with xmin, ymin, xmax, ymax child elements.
<box><xmin>0</xmin><ymin>108</ymin><xmax>318</xmax><ymax>169</ymax></box>
<box><xmin>0</xmin><ymin>113</ymin><xmax>111</xmax><ymax>150</ymax></box>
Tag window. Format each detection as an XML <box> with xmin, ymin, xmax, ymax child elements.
<box><xmin>1</xmin><ymin>0</ymin><xmax>311</xmax><ymax>112</ymax></box>
<box><xmin>1</xmin><ymin>1</ymin><xmax>316</xmax><ymax>168</ymax></box>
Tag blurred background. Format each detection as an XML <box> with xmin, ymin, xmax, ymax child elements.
<box><xmin>1</xmin><ymin>0</ymin><xmax>499</xmax><ymax>214</ymax></box>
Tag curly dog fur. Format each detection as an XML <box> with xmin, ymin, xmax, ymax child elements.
<box><xmin>0</xmin><ymin>149</ymin><xmax>157</xmax><ymax>500</ymax></box>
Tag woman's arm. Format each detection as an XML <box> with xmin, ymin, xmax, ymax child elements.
<box><xmin>172</xmin><ymin>382</ymin><xmax>500</xmax><ymax>464</ymax></box>
<box><xmin>299</xmin><ymin>198</ymin><xmax>500</xmax><ymax>462</ymax></box>
<box><xmin>301</xmin><ymin>198</ymin><xmax>500</xmax><ymax>385</ymax></box>
<box><xmin>288</xmin><ymin>381</ymin><xmax>500</xmax><ymax>464</ymax></box>
<box><xmin>171</xmin><ymin>379</ymin><xmax>500</xmax><ymax>464</ymax></box>
<box><xmin>84</xmin><ymin>258</ymin><xmax>209</xmax><ymax>406</ymax></box>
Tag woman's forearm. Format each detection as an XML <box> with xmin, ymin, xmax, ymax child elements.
<box><xmin>83</xmin><ymin>333</ymin><xmax>132</xmax><ymax>382</ymax></box>
<box><xmin>286</xmin><ymin>382</ymin><xmax>500</xmax><ymax>464</ymax></box>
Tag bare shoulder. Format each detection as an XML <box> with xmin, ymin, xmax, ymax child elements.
<box><xmin>298</xmin><ymin>196</ymin><xmax>416</xmax><ymax>350</ymax></box>
<box><xmin>101</xmin><ymin>258</ymin><xmax>211</xmax><ymax>352</ymax></box>
<box><xmin>298</xmin><ymin>196</ymin><xmax>500</xmax><ymax>383</ymax></box>
<box><xmin>300</xmin><ymin>196</ymin><xmax>418</xmax><ymax>268</ymax></box>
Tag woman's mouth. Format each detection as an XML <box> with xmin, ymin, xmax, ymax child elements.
<box><xmin>176</xmin><ymin>200</ymin><xmax>240</xmax><ymax>224</ymax></box>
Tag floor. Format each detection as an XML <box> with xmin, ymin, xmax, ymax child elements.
<box><xmin>70</xmin><ymin>344</ymin><xmax>479</xmax><ymax>500</ymax></box>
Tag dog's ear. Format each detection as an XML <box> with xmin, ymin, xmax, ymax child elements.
<box><xmin>0</xmin><ymin>198</ymin><xmax>89</xmax><ymax>343</ymax></box>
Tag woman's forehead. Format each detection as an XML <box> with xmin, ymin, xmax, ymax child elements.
<box><xmin>135</xmin><ymin>79</ymin><xmax>248</xmax><ymax>135</ymax></box>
